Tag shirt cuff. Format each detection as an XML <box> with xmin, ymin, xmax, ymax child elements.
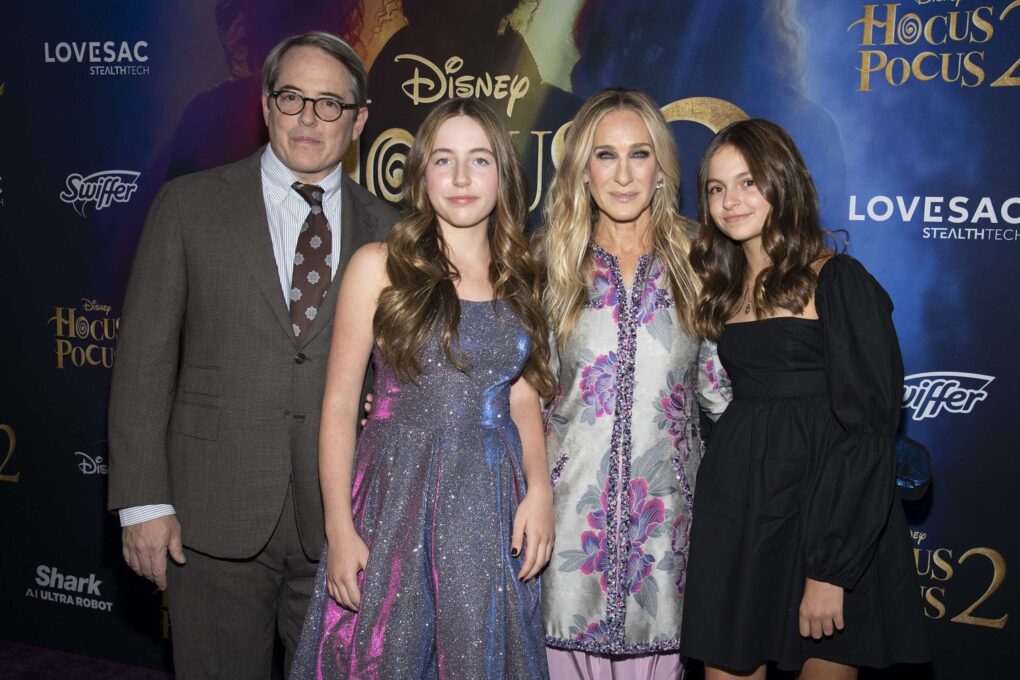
<box><xmin>119</xmin><ymin>504</ymin><xmax>176</xmax><ymax>527</ymax></box>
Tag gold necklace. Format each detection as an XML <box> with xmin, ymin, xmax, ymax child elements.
<box><xmin>742</xmin><ymin>283</ymin><xmax>754</xmax><ymax>315</ymax></box>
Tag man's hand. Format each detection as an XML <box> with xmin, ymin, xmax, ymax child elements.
<box><xmin>122</xmin><ymin>515</ymin><xmax>187</xmax><ymax>590</ymax></box>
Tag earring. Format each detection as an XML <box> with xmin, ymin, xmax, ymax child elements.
<box><xmin>655</xmin><ymin>179</ymin><xmax>663</xmax><ymax>191</ymax></box>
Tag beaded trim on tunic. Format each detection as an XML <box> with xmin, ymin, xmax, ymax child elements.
<box><xmin>566</xmin><ymin>243</ymin><xmax>652</xmax><ymax>654</ymax></box>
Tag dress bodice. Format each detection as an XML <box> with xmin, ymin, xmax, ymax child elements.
<box><xmin>719</xmin><ymin>318</ymin><xmax>827</xmax><ymax>399</ymax></box>
<box><xmin>368</xmin><ymin>300</ymin><xmax>529</xmax><ymax>428</ymax></box>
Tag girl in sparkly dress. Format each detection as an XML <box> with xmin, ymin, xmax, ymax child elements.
<box><xmin>291</xmin><ymin>98</ymin><xmax>555</xmax><ymax>679</ymax></box>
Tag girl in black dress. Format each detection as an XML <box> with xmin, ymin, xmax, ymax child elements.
<box><xmin>680</xmin><ymin>119</ymin><xmax>928</xmax><ymax>679</ymax></box>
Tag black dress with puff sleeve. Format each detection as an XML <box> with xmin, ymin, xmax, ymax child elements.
<box><xmin>681</xmin><ymin>255</ymin><xmax>929</xmax><ymax>671</ymax></box>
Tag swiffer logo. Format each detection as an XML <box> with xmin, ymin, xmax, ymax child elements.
<box><xmin>59</xmin><ymin>170</ymin><xmax>140</xmax><ymax>217</ymax></box>
<box><xmin>902</xmin><ymin>372</ymin><xmax>994</xmax><ymax>421</ymax></box>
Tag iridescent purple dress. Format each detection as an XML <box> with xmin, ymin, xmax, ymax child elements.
<box><xmin>291</xmin><ymin>300</ymin><xmax>548</xmax><ymax>680</ymax></box>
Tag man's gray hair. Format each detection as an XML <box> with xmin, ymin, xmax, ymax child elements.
<box><xmin>261</xmin><ymin>32</ymin><xmax>368</xmax><ymax>106</ymax></box>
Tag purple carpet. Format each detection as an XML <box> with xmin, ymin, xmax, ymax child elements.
<box><xmin>0</xmin><ymin>641</ymin><xmax>171</xmax><ymax>679</ymax></box>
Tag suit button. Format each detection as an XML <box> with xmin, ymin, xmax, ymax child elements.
<box><xmin>295</xmin><ymin>352</ymin><xmax>307</xmax><ymax>364</ymax></box>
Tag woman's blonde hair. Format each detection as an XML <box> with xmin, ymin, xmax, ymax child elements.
<box><xmin>542</xmin><ymin>88</ymin><xmax>699</xmax><ymax>345</ymax></box>
<box><xmin>374</xmin><ymin>98</ymin><xmax>556</xmax><ymax>401</ymax></box>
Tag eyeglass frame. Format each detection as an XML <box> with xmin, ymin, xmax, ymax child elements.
<box><xmin>268</xmin><ymin>89</ymin><xmax>367</xmax><ymax>122</ymax></box>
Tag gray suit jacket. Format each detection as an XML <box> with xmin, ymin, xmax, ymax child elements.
<box><xmin>108</xmin><ymin>149</ymin><xmax>399</xmax><ymax>559</ymax></box>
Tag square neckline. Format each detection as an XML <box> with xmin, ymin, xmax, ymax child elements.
<box><xmin>723</xmin><ymin>255</ymin><xmax>838</xmax><ymax>326</ymax></box>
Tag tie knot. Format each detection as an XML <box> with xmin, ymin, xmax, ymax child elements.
<box><xmin>293</xmin><ymin>182</ymin><xmax>324</xmax><ymax>208</ymax></box>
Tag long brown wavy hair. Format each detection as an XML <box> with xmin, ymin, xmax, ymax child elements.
<box><xmin>373</xmin><ymin>98</ymin><xmax>556</xmax><ymax>401</ymax></box>
<box><xmin>542</xmin><ymin>88</ymin><xmax>700</xmax><ymax>346</ymax></box>
<box><xmin>690</xmin><ymin>118</ymin><xmax>826</xmax><ymax>340</ymax></box>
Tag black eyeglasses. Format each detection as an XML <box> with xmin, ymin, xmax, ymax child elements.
<box><xmin>269</xmin><ymin>90</ymin><xmax>360</xmax><ymax>122</ymax></box>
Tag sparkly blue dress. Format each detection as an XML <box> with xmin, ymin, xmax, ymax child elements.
<box><xmin>291</xmin><ymin>300</ymin><xmax>548</xmax><ymax>680</ymax></box>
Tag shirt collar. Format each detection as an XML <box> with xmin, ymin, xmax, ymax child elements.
<box><xmin>260</xmin><ymin>144</ymin><xmax>344</xmax><ymax>207</ymax></box>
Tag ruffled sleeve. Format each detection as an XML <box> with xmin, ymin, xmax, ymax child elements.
<box><xmin>804</xmin><ymin>255</ymin><xmax>903</xmax><ymax>590</ymax></box>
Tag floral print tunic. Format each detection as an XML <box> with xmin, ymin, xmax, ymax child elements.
<box><xmin>543</xmin><ymin>244</ymin><xmax>728</xmax><ymax>654</ymax></box>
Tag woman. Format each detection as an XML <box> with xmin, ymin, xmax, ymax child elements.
<box><xmin>291</xmin><ymin>98</ymin><xmax>556</xmax><ymax>679</ymax></box>
<box><xmin>541</xmin><ymin>88</ymin><xmax>727</xmax><ymax>679</ymax></box>
<box><xmin>681</xmin><ymin>119</ymin><xmax>928</xmax><ymax>678</ymax></box>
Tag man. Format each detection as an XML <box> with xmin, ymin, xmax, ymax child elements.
<box><xmin>108</xmin><ymin>32</ymin><xmax>398</xmax><ymax>678</ymax></box>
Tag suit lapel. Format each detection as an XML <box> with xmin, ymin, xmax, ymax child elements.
<box><xmin>336</xmin><ymin>176</ymin><xmax>366</xmax><ymax>274</ymax></box>
<box><xmin>218</xmin><ymin>151</ymin><xmax>298</xmax><ymax>345</ymax></box>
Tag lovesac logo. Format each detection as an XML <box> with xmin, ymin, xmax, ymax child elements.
<box><xmin>43</xmin><ymin>41</ymin><xmax>150</xmax><ymax>76</ymax></box>
<box><xmin>59</xmin><ymin>170</ymin><xmax>139</xmax><ymax>217</ymax></box>
<box><xmin>848</xmin><ymin>194</ymin><xmax>1020</xmax><ymax>242</ymax></box>
<box><xmin>902</xmin><ymin>372</ymin><xmax>994</xmax><ymax>421</ymax></box>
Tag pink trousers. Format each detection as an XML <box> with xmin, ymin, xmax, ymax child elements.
<box><xmin>546</xmin><ymin>648</ymin><xmax>686</xmax><ymax>680</ymax></box>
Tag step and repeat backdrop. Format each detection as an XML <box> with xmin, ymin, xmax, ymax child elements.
<box><xmin>1</xmin><ymin>1</ymin><xmax>1018</xmax><ymax>677</ymax></box>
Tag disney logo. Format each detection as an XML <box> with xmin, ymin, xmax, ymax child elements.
<box><xmin>75</xmin><ymin>451</ymin><xmax>108</xmax><ymax>475</ymax></box>
<box><xmin>395</xmin><ymin>54</ymin><xmax>530</xmax><ymax>117</ymax></box>
<box><xmin>80</xmin><ymin>298</ymin><xmax>112</xmax><ymax>315</ymax></box>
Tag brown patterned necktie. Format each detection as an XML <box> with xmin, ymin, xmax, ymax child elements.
<box><xmin>289</xmin><ymin>182</ymin><xmax>333</xmax><ymax>338</ymax></box>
